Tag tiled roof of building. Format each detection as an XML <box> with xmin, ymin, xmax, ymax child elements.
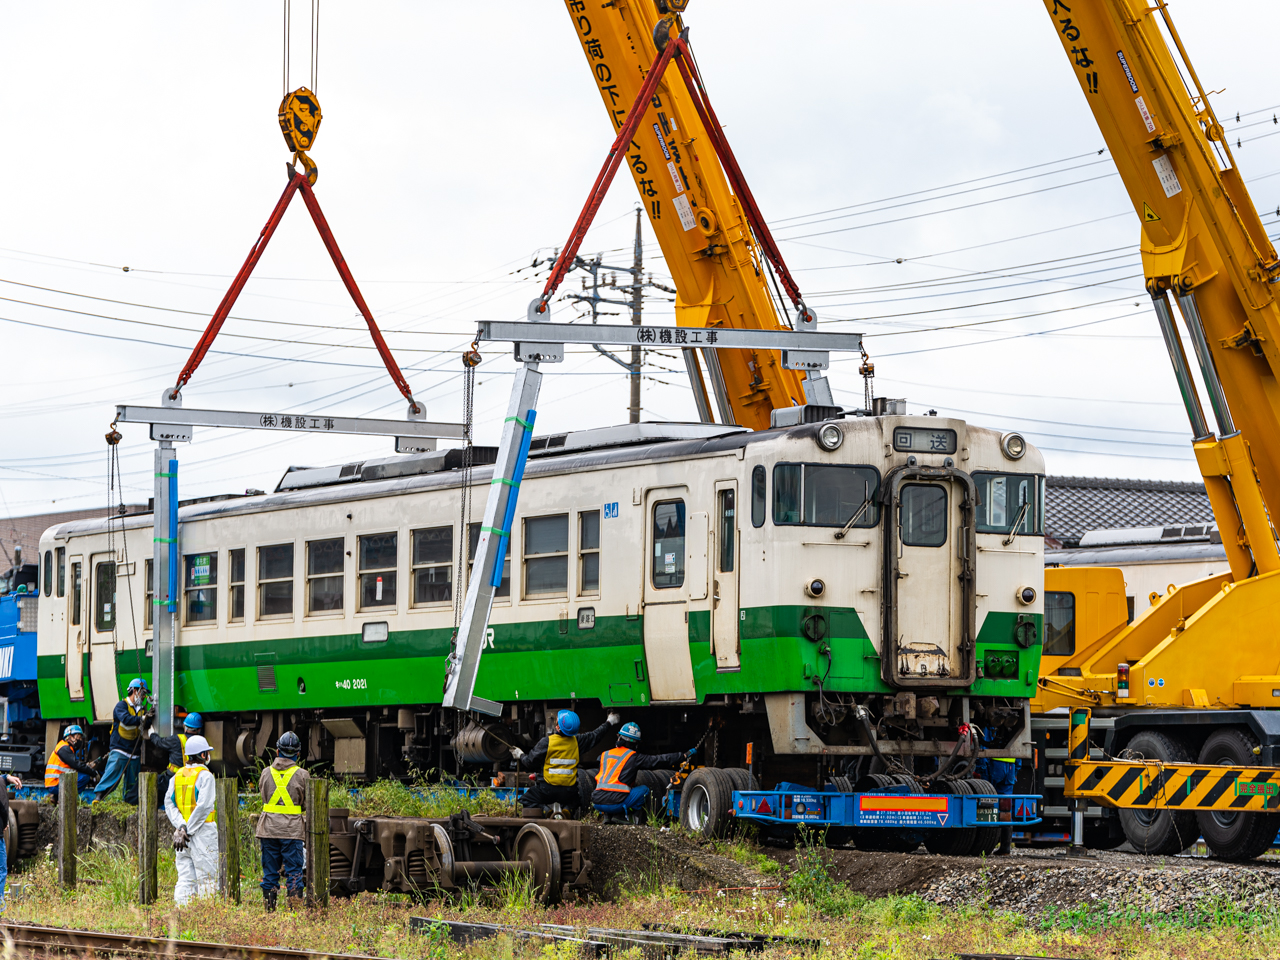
<box><xmin>2</xmin><ymin>505</ymin><xmax>148</xmax><ymax>570</ymax></box>
<box><xmin>1044</xmin><ymin>475</ymin><xmax>1213</xmax><ymax>548</ymax></box>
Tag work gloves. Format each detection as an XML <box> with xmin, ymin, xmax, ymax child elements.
<box><xmin>686</xmin><ymin>747</ymin><xmax>698</xmax><ymax>760</ymax></box>
<box><xmin>510</xmin><ymin>747</ymin><xmax>524</xmax><ymax>761</ymax></box>
<box><xmin>172</xmin><ymin>825</ymin><xmax>190</xmax><ymax>851</ymax></box>
<box><xmin>607</xmin><ymin>712</ymin><xmax>621</xmax><ymax>726</ymax></box>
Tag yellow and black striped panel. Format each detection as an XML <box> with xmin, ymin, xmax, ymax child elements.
<box><xmin>1067</xmin><ymin>761</ymin><xmax>1280</xmax><ymax>812</ymax></box>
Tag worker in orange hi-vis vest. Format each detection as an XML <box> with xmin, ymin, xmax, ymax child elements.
<box><xmin>592</xmin><ymin>722</ymin><xmax>696</xmax><ymax>824</ymax></box>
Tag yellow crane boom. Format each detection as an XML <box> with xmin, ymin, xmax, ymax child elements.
<box><xmin>561</xmin><ymin>0</ymin><xmax>818</xmax><ymax>429</ymax></box>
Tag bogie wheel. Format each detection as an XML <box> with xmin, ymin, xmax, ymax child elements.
<box><xmin>1117</xmin><ymin>730</ymin><xmax>1195</xmax><ymax>855</ymax></box>
<box><xmin>964</xmin><ymin>779</ymin><xmax>1001</xmax><ymax>857</ymax></box>
<box><xmin>516</xmin><ymin>822</ymin><xmax>563</xmax><ymax>904</ymax></box>
<box><xmin>723</xmin><ymin>767</ymin><xmax>759</xmax><ymax>792</ymax></box>
<box><xmin>679</xmin><ymin>767</ymin><xmax>733</xmax><ymax>838</ymax></box>
<box><xmin>923</xmin><ymin>780</ymin><xmax>977</xmax><ymax>857</ymax></box>
<box><xmin>1195</xmin><ymin>728</ymin><xmax>1280</xmax><ymax>861</ymax></box>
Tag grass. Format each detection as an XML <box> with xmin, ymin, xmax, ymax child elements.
<box><xmin>328</xmin><ymin>776</ymin><xmax>515</xmax><ymax>820</ymax></box>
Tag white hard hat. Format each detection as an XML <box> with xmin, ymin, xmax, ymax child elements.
<box><xmin>184</xmin><ymin>735</ymin><xmax>212</xmax><ymax>757</ymax></box>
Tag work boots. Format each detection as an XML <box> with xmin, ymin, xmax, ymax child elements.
<box><xmin>263</xmin><ymin>889</ymin><xmax>278</xmax><ymax>913</ymax></box>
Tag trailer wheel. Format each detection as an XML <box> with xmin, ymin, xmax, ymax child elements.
<box><xmin>924</xmin><ymin>780</ymin><xmax>977</xmax><ymax>857</ymax></box>
<box><xmin>636</xmin><ymin>769</ymin><xmax>678</xmax><ymax>815</ymax></box>
<box><xmin>680</xmin><ymin>767</ymin><xmax>733</xmax><ymax>838</ymax></box>
<box><xmin>723</xmin><ymin>767</ymin><xmax>758</xmax><ymax>793</ymax></box>
<box><xmin>851</xmin><ymin>774</ymin><xmax>923</xmax><ymax>853</ymax></box>
<box><xmin>1195</xmin><ymin>729</ymin><xmax>1280</xmax><ymax>861</ymax></box>
<box><xmin>1117</xmin><ymin>730</ymin><xmax>1195</xmax><ymax>855</ymax></box>
<box><xmin>577</xmin><ymin>769</ymin><xmax>595</xmax><ymax>816</ymax></box>
<box><xmin>5</xmin><ymin>808</ymin><xmax>16</xmax><ymax>870</ymax></box>
<box><xmin>965</xmin><ymin>779</ymin><xmax>1002</xmax><ymax>857</ymax></box>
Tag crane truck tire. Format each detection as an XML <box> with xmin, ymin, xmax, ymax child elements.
<box><xmin>1117</xmin><ymin>730</ymin><xmax>1195</xmax><ymax>855</ymax></box>
<box><xmin>1195</xmin><ymin>729</ymin><xmax>1280</xmax><ymax>861</ymax></box>
<box><xmin>679</xmin><ymin>767</ymin><xmax>733</xmax><ymax>838</ymax></box>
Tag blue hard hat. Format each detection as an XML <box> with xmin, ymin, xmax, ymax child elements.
<box><xmin>556</xmin><ymin>710</ymin><xmax>580</xmax><ymax>735</ymax></box>
<box><xmin>183</xmin><ymin>712</ymin><xmax>203</xmax><ymax>730</ymax></box>
<box><xmin>618</xmin><ymin>722</ymin><xmax>641</xmax><ymax>745</ymax></box>
<box><xmin>277</xmin><ymin>731</ymin><xmax>301</xmax><ymax>756</ymax></box>
<box><xmin>127</xmin><ymin>678</ymin><xmax>148</xmax><ymax>692</ymax></box>
<box><xmin>64</xmin><ymin>724</ymin><xmax>84</xmax><ymax>738</ymax></box>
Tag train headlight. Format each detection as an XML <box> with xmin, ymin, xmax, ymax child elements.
<box><xmin>1000</xmin><ymin>432</ymin><xmax>1027</xmax><ymax>460</ymax></box>
<box><xmin>805</xmin><ymin>578</ymin><xmax>826</xmax><ymax>598</ymax></box>
<box><xmin>1017</xmin><ymin>586</ymin><xmax>1037</xmax><ymax>605</ymax></box>
<box><xmin>816</xmin><ymin>423</ymin><xmax>843</xmax><ymax>451</ymax></box>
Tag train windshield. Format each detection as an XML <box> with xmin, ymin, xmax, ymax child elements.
<box><xmin>772</xmin><ymin>463</ymin><xmax>880</xmax><ymax>527</ymax></box>
<box><xmin>973</xmin><ymin>472</ymin><xmax>1044</xmax><ymax>536</ymax></box>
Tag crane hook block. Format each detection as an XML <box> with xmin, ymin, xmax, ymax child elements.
<box><xmin>279</xmin><ymin>87</ymin><xmax>322</xmax><ymax>186</ymax></box>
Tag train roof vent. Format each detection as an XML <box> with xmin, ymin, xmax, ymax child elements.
<box><xmin>275</xmin><ymin>447</ymin><xmax>499</xmax><ymax>492</ymax></box>
<box><xmin>528</xmin><ymin>422</ymin><xmax>746</xmax><ymax>457</ymax></box>
<box><xmin>1078</xmin><ymin>523</ymin><xmax>1219</xmax><ymax>547</ymax></box>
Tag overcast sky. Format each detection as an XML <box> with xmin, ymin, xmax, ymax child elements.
<box><xmin>3</xmin><ymin>1</ymin><xmax>1279</xmax><ymax>527</ymax></box>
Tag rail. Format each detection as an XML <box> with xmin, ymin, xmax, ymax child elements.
<box><xmin>0</xmin><ymin>922</ymin><xmax>382</xmax><ymax>960</ymax></box>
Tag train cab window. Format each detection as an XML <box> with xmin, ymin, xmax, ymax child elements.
<box><xmin>900</xmin><ymin>484</ymin><xmax>948</xmax><ymax>547</ymax></box>
<box><xmin>773</xmin><ymin>463</ymin><xmax>880</xmax><ymax>527</ymax></box>
<box><xmin>524</xmin><ymin>514</ymin><xmax>569</xmax><ymax>599</ymax></box>
<box><xmin>229</xmin><ymin>549</ymin><xmax>246</xmax><ymax>621</ymax></box>
<box><xmin>56</xmin><ymin>547</ymin><xmax>66</xmax><ymax>597</ymax></box>
<box><xmin>751</xmin><ymin>466</ymin><xmax>766</xmax><ymax>528</ymax></box>
<box><xmin>652</xmin><ymin>500</ymin><xmax>686</xmax><ymax>589</ymax></box>
<box><xmin>43</xmin><ymin>551</ymin><xmax>52</xmax><ymax>597</ymax></box>
<box><xmin>306</xmin><ymin>538</ymin><xmax>345</xmax><ymax>614</ymax></box>
<box><xmin>468</xmin><ymin>523</ymin><xmax>510</xmax><ymax>598</ymax></box>
<box><xmin>359</xmin><ymin>533</ymin><xmax>398</xmax><ymax>609</ymax></box>
<box><xmin>258</xmin><ymin>544</ymin><xmax>295</xmax><ymax>619</ymax></box>
<box><xmin>579</xmin><ymin>511</ymin><xmax>600</xmax><ymax>595</ymax></box>
<box><xmin>184</xmin><ymin>553</ymin><xmax>218</xmax><ymax>624</ymax></box>
<box><xmin>144</xmin><ymin>559</ymin><xmax>153</xmax><ymax>629</ymax></box>
<box><xmin>1044</xmin><ymin>591</ymin><xmax>1076</xmax><ymax>656</ymax></box>
<box><xmin>94</xmin><ymin>561</ymin><xmax>116</xmax><ymax>632</ymax></box>
<box><xmin>71</xmin><ymin>561</ymin><xmax>82</xmax><ymax>626</ymax></box>
<box><xmin>718</xmin><ymin>490</ymin><xmax>735</xmax><ymax>573</ymax></box>
<box><xmin>412</xmin><ymin>526</ymin><xmax>453</xmax><ymax>605</ymax></box>
<box><xmin>973</xmin><ymin>472</ymin><xmax>1043</xmax><ymax>536</ymax></box>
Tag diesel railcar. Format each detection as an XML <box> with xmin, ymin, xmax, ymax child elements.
<box><xmin>35</xmin><ymin>413</ymin><xmax>1045</xmax><ymax>786</ymax></box>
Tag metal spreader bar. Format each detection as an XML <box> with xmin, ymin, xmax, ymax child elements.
<box><xmin>116</xmin><ymin>404</ymin><xmax>464</xmax><ymax>447</ymax></box>
<box><xmin>477</xmin><ymin>320</ymin><xmax>862</xmax><ymax>372</ymax></box>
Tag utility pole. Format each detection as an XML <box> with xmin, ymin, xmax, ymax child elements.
<box><xmin>563</xmin><ymin>208</ymin><xmax>675</xmax><ymax>423</ymax></box>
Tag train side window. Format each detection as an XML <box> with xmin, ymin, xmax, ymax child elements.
<box><xmin>359</xmin><ymin>533</ymin><xmax>398</xmax><ymax>609</ymax></box>
<box><xmin>773</xmin><ymin>463</ymin><xmax>880</xmax><ymax>527</ymax></box>
<box><xmin>900</xmin><ymin>484</ymin><xmax>948</xmax><ymax>547</ymax></box>
<box><xmin>184</xmin><ymin>553</ymin><xmax>218</xmax><ymax>624</ymax></box>
<box><xmin>578</xmin><ymin>511</ymin><xmax>600</xmax><ymax>595</ymax></box>
<box><xmin>94</xmin><ymin>561</ymin><xmax>116</xmax><ymax>632</ymax></box>
<box><xmin>468</xmin><ymin>523</ymin><xmax>510</xmax><ymax>598</ymax></box>
<box><xmin>524</xmin><ymin>514</ymin><xmax>569</xmax><ymax>599</ymax></box>
<box><xmin>258</xmin><ymin>543</ymin><xmax>295</xmax><ymax>619</ymax></box>
<box><xmin>306</xmin><ymin>538</ymin><xmax>345</xmax><ymax>614</ymax></box>
<box><xmin>144</xmin><ymin>559</ymin><xmax>153</xmax><ymax>629</ymax></box>
<box><xmin>751</xmin><ymin>466</ymin><xmax>766</xmax><ymax>528</ymax></box>
<box><xmin>56</xmin><ymin>547</ymin><xmax>66</xmax><ymax>597</ymax></box>
<box><xmin>229</xmin><ymin>549</ymin><xmax>245</xmax><ymax>621</ymax></box>
<box><xmin>43</xmin><ymin>551</ymin><xmax>52</xmax><ymax>597</ymax></box>
<box><xmin>412</xmin><ymin>526</ymin><xmax>453</xmax><ymax>605</ymax></box>
<box><xmin>1044</xmin><ymin>591</ymin><xmax>1076</xmax><ymax>656</ymax></box>
<box><xmin>652</xmin><ymin>499</ymin><xmax>686</xmax><ymax>589</ymax></box>
<box><xmin>718</xmin><ymin>490</ymin><xmax>735</xmax><ymax>573</ymax></box>
<box><xmin>71</xmin><ymin>562</ymin><xmax>82</xmax><ymax>626</ymax></box>
<box><xmin>973</xmin><ymin>472</ymin><xmax>1042</xmax><ymax>536</ymax></box>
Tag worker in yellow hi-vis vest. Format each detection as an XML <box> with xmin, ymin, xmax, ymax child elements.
<box><xmin>255</xmin><ymin>731</ymin><xmax>309</xmax><ymax>912</ymax></box>
<box><xmin>164</xmin><ymin>735</ymin><xmax>217</xmax><ymax>905</ymax></box>
<box><xmin>510</xmin><ymin>709</ymin><xmax>619</xmax><ymax>814</ymax></box>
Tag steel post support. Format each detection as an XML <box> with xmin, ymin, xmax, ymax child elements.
<box><xmin>442</xmin><ymin>361</ymin><xmax>543</xmax><ymax>716</ymax></box>
<box><xmin>152</xmin><ymin>441</ymin><xmax>177</xmax><ymax>738</ymax></box>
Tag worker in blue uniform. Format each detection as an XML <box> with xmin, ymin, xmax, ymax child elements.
<box><xmin>511</xmin><ymin>709</ymin><xmax>619</xmax><ymax>814</ymax></box>
<box><xmin>592</xmin><ymin>722</ymin><xmax>696</xmax><ymax>823</ymax></box>
<box><xmin>93</xmin><ymin>678</ymin><xmax>150</xmax><ymax>804</ymax></box>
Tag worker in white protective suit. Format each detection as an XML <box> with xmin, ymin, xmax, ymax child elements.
<box><xmin>163</xmin><ymin>734</ymin><xmax>218</xmax><ymax>905</ymax></box>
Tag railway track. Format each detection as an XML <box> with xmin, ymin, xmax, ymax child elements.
<box><xmin>0</xmin><ymin>922</ymin><xmax>382</xmax><ymax>960</ymax></box>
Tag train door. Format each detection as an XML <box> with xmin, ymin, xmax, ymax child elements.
<box><xmin>66</xmin><ymin>555</ymin><xmax>85</xmax><ymax>701</ymax></box>
<box><xmin>643</xmin><ymin>488</ymin><xmax>697</xmax><ymax>701</ymax></box>
<box><xmin>883</xmin><ymin>472</ymin><xmax>976</xmax><ymax>687</ymax></box>
<box><xmin>711</xmin><ymin>481</ymin><xmax>740</xmax><ymax>671</ymax></box>
<box><xmin>87</xmin><ymin>553</ymin><xmax>119</xmax><ymax>721</ymax></box>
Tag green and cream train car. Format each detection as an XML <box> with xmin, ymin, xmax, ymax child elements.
<box><xmin>36</xmin><ymin>414</ymin><xmax>1045</xmax><ymax>783</ymax></box>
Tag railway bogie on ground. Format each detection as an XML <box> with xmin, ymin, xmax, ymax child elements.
<box><xmin>37</xmin><ymin>415</ymin><xmax>1044</xmax><ymax>786</ymax></box>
